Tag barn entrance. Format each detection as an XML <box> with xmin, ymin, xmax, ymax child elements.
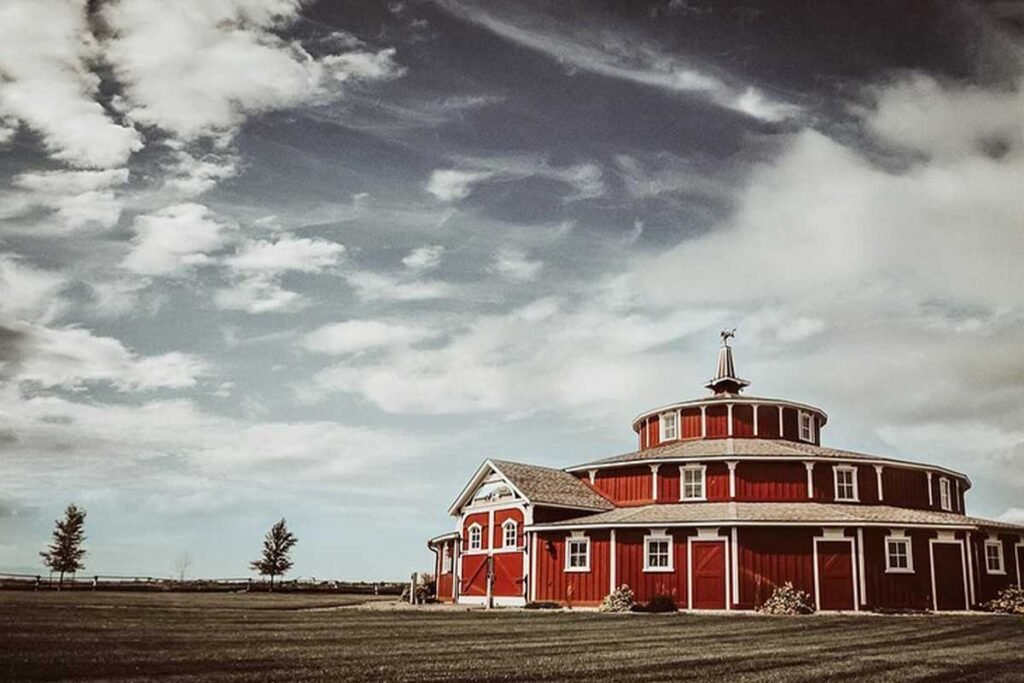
<box><xmin>815</xmin><ymin>539</ymin><xmax>856</xmax><ymax>610</ymax></box>
<box><xmin>930</xmin><ymin>541</ymin><xmax>968</xmax><ymax>611</ymax></box>
<box><xmin>690</xmin><ymin>540</ymin><xmax>727</xmax><ymax>609</ymax></box>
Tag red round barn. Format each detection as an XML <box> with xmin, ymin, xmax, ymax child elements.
<box><xmin>427</xmin><ymin>334</ymin><xmax>1023</xmax><ymax>610</ymax></box>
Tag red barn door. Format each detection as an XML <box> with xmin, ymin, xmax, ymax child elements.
<box><xmin>691</xmin><ymin>541</ymin><xmax>727</xmax><ymax>609</ymax></box>
<box><xmin>931</xmin><ymin>543</ymin><xmax>967</xmax><ymax>611</ymax></box>
<box><xmin>816</xmin><ymin>541</ymin><xmax>855</xmax><ymax>610</ymax></box>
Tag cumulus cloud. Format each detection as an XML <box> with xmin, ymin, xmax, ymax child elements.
<box><xmin>213</xmin><ymin>275</ymin><xmax>305</xmax><ymax>314</ymax></box>
<box><xmin>490</xmin><ymin>248</ymin><xmax>542</xmax><ymax>282</ymax></box>
<box><xmin>426</xmin><ymin>169</ymin><xmax>494</xmax><ymax>201</ymax></box>
<box><xmin>344</xmin><ymin>271</ymin><xmax>457</xmax><ymax>301</ymax></box>
<box><xmin>4</xmin><ymin>168</ymin><xmax>130</xmax><ymax>232</ymax></box>
<box><xmin>0</xmin><ymin>0</ymin><xmax>142</xmax><ymax>167</ymax></box>
<box><xmin>301</xmin><ymin>320</ymin><xmax>440</xmax><ymax>355</ymax></box>
<box><xmin>122</xmin><ymin>203</ymin><xmax>233</xmax><ymax>275</ymax></box>
<box><xmin>0</xmin><ymin>256</ymin><xmax>68</xmax><ymax>324</ymax></box>
<box><xmin>224</xmin><ymin>236</ymin><xmax>346</xmax><ymax>274</ymax></box>
<box><xmin>402</xmin><ymin>245</ymin><xmax>445</xmax><ymax>271</ymax></box>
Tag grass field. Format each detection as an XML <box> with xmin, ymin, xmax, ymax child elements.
<box><xmin>1</xmin><ymin>592</ymin><xmax>1022</xmax><ymax>682</ymax></box>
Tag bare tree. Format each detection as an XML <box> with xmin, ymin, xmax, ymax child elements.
<box><xmin>40</xmin><ymin>504</ymin><xmax>87</xmax><ymax>590</ymax></box>
<box><xmin>173</xmin><ymin>551</ymin><xmax>193</xmax><ymax>582</ymax></box>
<box><xmin>250</xmin><ymin>518</ymin><xmax>297</xmax><ymax>591</ymax></box>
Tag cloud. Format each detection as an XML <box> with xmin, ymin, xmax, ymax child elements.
<box><xmin>213</xmin><ymin>275</ymin><xmax>305</xmax><ymax>314</ymax></box>
<box><xmin>122</xmin><ymin>203</ymin><xmax>233</xmax><ymax>276</ymax></box>
<box><xmin>0</xmin><ymin>0</ymin><xmax>143</xmax><ymax>167</ymax></box>
<box><xmin>102</xmin><ymin>0</ymin><xmax>405</xmax><ymax>140</ymax></box>
<box><xmin>5</xmin><ymin>168</ymin><xmax>130</xmax><ymax>232</ymax></box>
<box><xmin>2</xmin><ymin>322</ymin><xmax>209</xmax><ymax>391</ymax></box>
<box><xmin>224</xmin><ymin>236</ymin><xmax>346</xmax><ymax>274</ymax></box>
<box><xmin>426</xmin><ymin>169</ymin><xmax>494</xmax><ymax>201</ymax></box>
<box><xmin>301</xmin><ymin>320</ymin><xmax>439</xmax><ymax>355</ymax></box>
<box><xmin>0</xmin><ymin>256</ymin><xmax>68</xmax><ymax>324</ymax></box>
<box><xmin>434</xmin><ymin>0</ymin><xmax>799</xmax><ymax>122</ymax></box>
<box><xmin>344</xmin><ymin>271</ymin><xmax>456</xmax><ymax>301</ymax></box>
<box><xmin>402</xmin><ymin>245</ymin><xmax>445</xmax><ymax>271</ymax></box>
<box><xmin>490</xmin><ymin>248</ymin><xmax>542</xmax><ymax>282</ymax></box>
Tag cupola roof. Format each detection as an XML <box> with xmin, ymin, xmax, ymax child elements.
<box><xmin>705</xmin><ymin>328</ymin><xmax>750</xmax><ymax>395</ymax></box>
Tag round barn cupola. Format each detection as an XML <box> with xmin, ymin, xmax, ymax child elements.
<box><xmin>704</xmin><ymin>329</ymin><xmax>750</xmax><ymax>396</ymax></box>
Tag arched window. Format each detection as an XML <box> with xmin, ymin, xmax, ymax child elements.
<box><xmin>502</xmin><ymin>519</ymin><xmax>518</xmax><ymax>549</ymax></box>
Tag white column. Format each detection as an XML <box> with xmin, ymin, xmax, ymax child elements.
<box><xmin>650</xmin><ymin>463</ymin><xmax>660</xmax><ymax>501</ymax></box>
<box><xmin>726</xmin><ymin>461</ymin><xmax>738</xmax><ymax>499</ymax></box>
<box><xmin>700</xmin><ymin>405</ymin><xmax>707</xmax><ymax>438</ymax></box>
<box><xmin>804</xmin><ymin>462</ymin><xmax>815</xmax><ymax>499</ymax></box>
<box><xmin>778</xmin><ymin>405</ymin><xmax>784</xmax><ymax>437</ymax></box>
<box><xmin>966</xmin><ymin>532</ymin><xmax>976</xmax><ymax>606</ymax></box>
<box><xmin>874</xmin><ymin>465</ymin><xmax>884</xmax><ymax>502</ymax></box>
<box><xmin>587</xmin><ymin>469</ymin><xmax>597</xmax><ymax>485</ymax></box>
<box><xmin>609</xmin><ymin>529</ymin><xmax>617</xmax><ymax>594</ymax></box>
<box><xmin>529</xmin><ymin>532</ymin><xmax>538</xmax><ymax>603</ymax></box>
<box><xmin>926</xmin><ymin>472</ymin><xmax>934</xmax><ymax>506</ymax></box>
<box><xmin>727</xmin><ymin>403</ymin><xmax>734</xmax><ymax>437</ymax></box>
<box><xmin>752</xmin><ymin>404</ymin><xmax>759</xmax><ymax>436</ymax></box>
<box><xmin>731</xmin><ymin>527</ymin><xmax>740</xmax><ymax>606</ymax></box>
<box><xmin>856</xmin><ymin>528</ymin><xmax>867</xmax><ymax>607</ymax></box>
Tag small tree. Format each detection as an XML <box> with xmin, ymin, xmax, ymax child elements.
<box><xmin>173</xmin><ymin>551</ymin><xmax>193</xmax><ymax>583</ymax></box>
<box><xmin>250</xmin><ymin>518</ymin><xmax>297</xmax><ymax>591</ymax></box>
<box><xmin>40</xmin><ymin>504</ymin><xmax>87</xmax><ymax>590</ymax></box>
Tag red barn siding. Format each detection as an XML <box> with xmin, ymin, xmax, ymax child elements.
<box><xmin>736</xmin><ymin>462</ymin><xmax>807</xmax><ymax>501</ymax></box>
<box><xmin>737</xmin><ymin>526</ymin><xmax>816</xmax><ymax>610</ymax></box>
<box><xmin>614</xmin><ymin>529</ymin><xmax>692</xmax><ymax>604</ymax></box>
<box><xmin>757</xmin><ymin>407</ymin><xmax>781</xmax><ymax>438</ymax></box>
<box><xmin>593</xmin><ymin>466</ymin><xmax>651</xmax><ymax>505</ymax></box>
<box><xmin>534</xmin><ymin>531</ymin><xmax>611</xmax><ymax>605</ymax></box>
<box><xmin>492</xmin><ymin>508</ymin><xmax>524</xmax><ymax>548</ymax></box>
<box><xmin>733</xmin><ymin>405</ymin><xmax>755</xmax><ymax>438</ymax></box>
<box><xmin>858</xmin><ymin>466</ymin><xmax>879</xmax><ymax>504</ymax></box>
<box><xmin>658</xmin><ymin>466</ymin><xmax>680</xmax><ymax>502</ymax></box>
<box><xmin>461</xmin><ymin>554</ymin><xmax>488</xmax><ymax>596</ymax></box>
<box><xmin>812</xmin><ymin>464</ymin><xmax>832</xmax><ymax>502</ymax></box>
<box><xmin>706</xmin><ymin>405</ymin><xmax>728</xmax><ymax>438</ymax></box>
<box><xmin>492</xmin><ymin>552</ymin><xmax>525</xmax><ymax>597</ymax></box>
<box><xmin>706</xmin><ymin>462</ymin><xmax>730</xmax><ymax>501</ymax></box>
<box><xmin>885</xmin><ymin>467</ymin><xmax>930</xmax><ymax>509</ymax></box>
<box><xmin>462</xmin><ymin>512</ymin><xmax>489</xmax><ymax>551</ymax></box>
<box><xmin>647</xmin><ymin>418</ymin><xmax>660</xmax><ymax>448</ymax></box>
<box><xmin>860</xmin><ymin>528</ymin><xmax>932</xmax><ymax>610</ymax></box>
<box><xmin>781</xmin><ymin>408</ymin><xmax>799</xmax><ymax>441</ymax></box>
<box><xmin>974</xmin><ymin>534</ymin><xmax>1019</xmax><ymax>604</ymax></box>
<box><xmin>681</xmin><ymin>408</ymin><xmax>702</xmax><ymax>439</ymax></box>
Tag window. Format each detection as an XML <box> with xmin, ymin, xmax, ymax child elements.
<box><xmin>985</xmin><ymin>541</ymin><xmax>1005</xmax><ymax>574</ymax></box>
<box><xmin>441</xmin><ymin>544</ymin><xmax>452</xmax><ymax>574</ymax></box>
<box><xmin>939</xmin><ymin>477</ymin><xmax>952</xmax><ymax>511</ymax></box>
<box><xmin>884</xmin><ymin>536</ymin><xmax>913</xmax><ymax>573</ymax></box>
<box><xmin>502</xmin><ymin>520</ymin><xmax>518</xmax><ymax>549</ymax></box>
<box><xmin>565</xmin><ymin>537</ymin><xmax>590</xmax><ymax>572</ymax></box>
<box><xmin>467</xmin><ymin>523</ymin><xmax>482</xmax><ymax>551</ymax></box>
<box><xmin>799</xmin><ymin>411</ymin><xmax>815</xmax><ymax>442</ymax></box>
<box><xmin>644</xmin><ymin>535</ymin><xmax>673</xmax><ymax>572</ymax></box>
<box><xmin>660</xmin><ymin>411</ymin><xmax>678</xmax><ymax>441</ymax></box>
<box><xmin>833</xmin><ymin>465</ymin><xmax>859</xmax><ymax>502</ymax></box>
<box><xmin>680</xmin><ymin>465</ymin><xmax>706</xmax><ymax>501</ymax></box>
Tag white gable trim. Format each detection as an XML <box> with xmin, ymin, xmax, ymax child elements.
<box><xmin>447</xmin><ymin>459</ymin><xmax>531</xmax><ymax>515</ymax></box>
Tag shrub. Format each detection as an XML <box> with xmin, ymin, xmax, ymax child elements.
<box><xmin>632</xmin><ymin>594</ymin><xmax>678</xmax><ymax>613</ymax></box>
<box><xmin>599</xmin><ymin>585</ymin><xmax>635</xmax><ymax>613</ymax></box>
<box><xmin>524</xmin><ymin>601</ymin><xmax>562</xmax><ymax>610</ymax></box>
<box><xmin>757</xmin><ymin>582</ymin><xmax>815</xmax><ymax>615</ymax></box>
<box><xmin>984</xmin><ymin>586</ymin><xmax>1024</xmax><ymax>615</ymax></box>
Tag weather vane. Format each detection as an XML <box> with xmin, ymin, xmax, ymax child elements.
<box><xmin>720</xmin><ymin>328</ymin><xmax>736</xmax><ymax>346</ymax></box>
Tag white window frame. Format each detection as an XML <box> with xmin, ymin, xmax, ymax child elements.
<box><xmin>565</xmin><ymin>536</ymin><xmax>591</xmax><ymax>572</ymax></box>
<box><xmin>833</xmin><ymin>465</ymin><xmax>859</xmax><ymax>502</ymax></box>
<box><xmin>884</xmin><ymin>536</ymin><xmax>914</xmax><ymax>574</ymax></box>
<box><xmin>643</xmin><ymin>533</ymin><xmax>674</xmax><ymax>572</ymax></box>
<box><xmin>660</xmin><ymin>411</ymin><xmax>679</xmax><ymax>441</ymax></box>
<box><xmin>939</xmin><ymin>477</ymin><xmax>952</xmax><ymax>511</ymax></box>
<box><xmin>679</xmin><ymin>464</ymin><xmax>707</xmax><ymax>501</ymax></box>
<box><xmin>441</xmin><ymin>544</ymin><xmax>452</xmax><ymax>574</ymax></box>
<box><xmin>502</xmin><ymin>519</ymin><xmax>518</xmax><ymax>549</ymax></box>
<box><xmin>798</xmin><ymin>411</ymin><xmax>816</xmax><ymax>443</ymax></box>
<box><xmin>467</xmin><ymin>523</ymin><xmax>483</xmax><ymax>551</ymax></box>
<box><xmin>985</xmin><ymin>540</ymin><xmax>1006</xmax><ymax>575</ymax></box>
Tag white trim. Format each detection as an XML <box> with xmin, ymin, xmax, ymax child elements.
<box><xmin>856</xmin><ymin>528</ymin><xmax>867</xmax><ymax>606</ymax></box>
<box><xmin>686</xmin><ymin>535</ymin><xmax>730</xmax><ymax>610</ymax></box>
<box><xmin>752</xmin><ymin>404</ymin><xmax>759</xmax><ymax>437</ymax></box>
<box><xmin>926</xmin><ymin>472</ymin><xmax>934</xmax><ymax>507</ymax></box>
<box><xmin>804</xmin><ymin>461</ymin><xmax>815</xmax><ymax>499</ymax></box>
<box><xmin>726</xmin><ymin>461</ymin><xmax>738</xmax><ymax>499</ymax></box>
<box><xmin>874</xmin><ymin>465</ymin><xmax>884</xmax><ymax>502</ymax></box>
<box><xmin>659</xmin><ymin>411</ymin><xmax>679</xmax><ymax>442</ymax></box>
<box><xmin>643</xmin><ymin>531</ymin><xmax>674</xmax><ymax>572</ymax></box>
<box><xmin>587</xmin><ymin>469</ymin><xmax>597</xmax><ymax>485</ymax></box>
<box><xmin>833</xmin><ymin>465</ymin><xmax>859</xmax><ymax>502</ymax></box>
<box><xmin>700</xmin><ymin>405</ymin><xmax>707</xmax><ymax>438</ymax></box>
<box><xmin>1015</xmin><ymin>540</ymin><xmax>1024</xmax><ymax>589</ymax></box>
<box><xmin>928</xmin><ymin>538</ymin><xmax>969</xmax><ymax>611</ymax></box>
<box><xmin>459</xmin><ymin>595</ymin><xmax>526</xmax><ymax>607</ymax></box>
<box><xmin>939</xmin><ymin>477</ymin><xmax>952</xmax><ymax>511</ymax></box>
<box><xmin>984</xmin><ymin>539</ymin><xmax>1006</xmax><ymax>575</ymax></box>
<box><xmin>778</xmin><ymin>405</ymin><xmax>784</xmax><ymax>437</ymax></box>
<box><xmin>679</xmin><ymin>464</ymin><xmax>707</xmax><ymax>501</ymax></box>
<box><xmin>812</xmin><ymin>534</ymin><xmax>859</xmax><ymax>611</ymax></box>
<box><xmin>447</xmin><ymin>460</ymin><xmax>530</xmax><ymax>515</ymax></box>
<box><xmin>502</xmin><ymin>519</ymin><xmax>518</xmax><ymax>549</ymax></box>
<box><xmin>528</xmin><ymin>519</ymin><xmax>983</xmax><ymax>533</ymax></box>
<box><xmin>727</xmin><ymin>403</ymin><xmax>734</xmax><ymax>437</ymax></box>
<box><xmin>467</xmin><ymin>522</ymin><xmax>483</xmax><ymax>551</ymax></box>
<box><xmin>966</xmin><ymin>531</ymin><xmax>976</xmax><ymax>605</ymax></box>
<box><xmin>565</xmin><ymin>535</ymin><xmax>591</xmax><ymax>573</ymax></box>
<box><xmin>632</xmin><ymin>395</ymin><xmax>828</xmax><ymax>429</ymax></box>
<box><xmin>529</xmin><ymin>531</ymin><xmax>537</xmax><ymax>603</ymax></box>
<box><xmin>609</xmin><ymin>529</ymin><xmax>617</xmax><ymax>593</ymax></box>
<box><xmin>650</xmin><ymin>463</ymin><xmax>660</xmax><ymax>501</ymax></box>
<box><xmin>731</xmin><ymin>527</ymin><xmax>740</xmax><ymax>604</ymax></box>
<box><xmin>798</xmin><ymin>410</ymin><xmax>815</xmax><ymax>443</ymax></box>
<box><xmin>884</xmin><ymin>533</ymin><xmax>914</xmax><ymax>574</ymax></box>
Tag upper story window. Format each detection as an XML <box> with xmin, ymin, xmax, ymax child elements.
<box><xmin>644</xmin><ymin>533</ymin><xmax>673</xmax><ymax>572</ymax></box>
<box><xmin>680</xmin><ymin>465</ymin><xmax>706</xmax><ymax>501</ymax></box>
<box><xmin>884</xmin><ymin>535</ymin><xmax>913</xmax><ymax>573</ymax></box>
<box><xmin>565</xmin><ymin>537</ymin><xmax>590</xmax><ymax>572</ymax></box>
<box><xmin>441</xmin><ymin>544</ymin><xmax>452</xmax><ymax>573</ymax></box>
<box><xmin>467</xmin><ymin>523</ymin><xmax>483</xmax><ymax>551</ymax></box>
<box><xmin>985</xmin><ymin>541</ymin><xmax>1005</xmax><ymax>574</ymax></box>
<box><xmin>939</xmin><ymin>477</ymin><xmax>952</xmax><ymax>511</ymax></box>
<box><xmin>502</xmin><ymin>519</ymin><xmax>518</xmax><ymax>549</ymax></box>
<box><xmin>799</xmin><ymin>411</ymin><xmax>815</xmax><ymax>442</ymax></box>
<box><xmin>833</xmin><ymin>465</ymin><xmax>859</xmax><ymax>502</ymax></box>
<box><xmin>660</xmin><ymin>411</ymin><xmax>678</xmax><ymax>441</ymax></box>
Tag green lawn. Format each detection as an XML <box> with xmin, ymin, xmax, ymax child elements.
<box><xmin>1</xmin><ymin>592</ymin><xmax>1022</xmax><ymax>682</ymax></box>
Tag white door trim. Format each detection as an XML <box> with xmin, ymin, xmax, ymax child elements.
<box><xmin>687</xmin><ymin>535</ymin><xmax>730</xmax><ymax>610</ymax></box>
<box><xmin>812</xmin><ymin>536</ymin><xmax>859</xmax><ymax>611</ymax></box>
<box><xmin>928</xmin><ymin>538</ymin><xmax>969</xmax><ymax>611</ymax></box>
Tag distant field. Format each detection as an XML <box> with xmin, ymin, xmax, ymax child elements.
<box><xmin>1</xmin><ymin>592</ymin><xmax>1022</xmax><ymax>682</ymax></box>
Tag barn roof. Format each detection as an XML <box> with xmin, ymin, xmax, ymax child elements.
<box><xmin>489</xmin><ymin>459</ymin><xmax>615</xmax><ymax>512</ymax></box>
<box><xmin>527</xmin><ymin>501</ymin><xmax>1024</xmax><ymax>531</ymax></box>
<box><xmin>567</xmin><ymin>438</ymin><xmax>971</xmax><ymax>485</ymax></box>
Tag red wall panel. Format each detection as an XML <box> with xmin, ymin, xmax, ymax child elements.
<box><xmin>737</xmin><ymin>526</ymin><xmax>816</xmax><ymax>609</ymax></box>
<box><xmin>736</xmin><ymin>461</ymin><xmax>807</xmax><ymax>501</ymax></box>
<box><xmin>757</xmin><ymin>407</ymin><xmax>781</xmax><ymax>438</ymax></box>
<box><xmin>614</xmin><ymin>529</ymin><xmax>692</xmax><ymax>604</ymax></box>
<box><xmin>706</xmin><ymin>405</ymin><xmax>728</xmax><ymax>438</ymax></box>
<box><xmin>681</xmin><ymin>409</ymin><xmax>702</xmax><ymax>439</ymax></box>
<box><xmin>658</xmin><ymin>466</ymin><xmax>680</xmax><ymax>502</ymax></box>
<box><xmin>781</xmin><ymin>408</ymin><xmax>798</xmax><ymax>441</ymax></box>
<box><xmin>593</xmin><ymin>466</ymin><xmax>652</xmax><ymax>505</ymax></box>
<box><xmin>732</xmin><ymin>405</ymin><xmax>755</xmax><ymax>438</ymax></box>
<box><xmin>534</xmin><ymin>531</ymin><xmax>611</xmax><ymax>605</ymax></box>
<box><xmin>461</xmin><ymin>554</ymin><xmax>488</xmax><ymax>596</ymax></box>
<box><xmin>492</xmin><ymin>508</ymin><xmax>524</xmax><ymax>549</ymax></box>
<box><xmin>706</xmin><ymin>462</ymin><xmax>730</xmax><ymax>501</ymax></box>
<box><xmin>884</xmin><ymin>467</ymin><xmax>930</xmax><ymax>509</ymax></box>
<box><xmin>462</xmin><ymin>512</ymin><xmax>490</xmax><ymax>551</ymax></box>
<box><xmin>860</xmin><ymin>528</ymin><xmax>932</xmax><ymax>610</ymax></box>
<box><xmin>647</xmin><ymin>418</ymin><xmax>660</xmax><ymax>448</ymax></box>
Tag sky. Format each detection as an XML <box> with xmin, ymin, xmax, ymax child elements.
<box><xmin>0</xmin><ymin>0</ymin><xmax>1022</xmax><ymax>581</ymax></box>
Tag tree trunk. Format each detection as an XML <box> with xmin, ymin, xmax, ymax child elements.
<box><xmin>58</xmin><ymin>571</ymin><xmax>64</xmax><ymax>591</ymax></box>
<box><xmin>269</xmin><ymin>574</ymin><xmax>274</xmax><ymax>592</ymax></box>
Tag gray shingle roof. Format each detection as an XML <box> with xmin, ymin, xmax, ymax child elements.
<box><xmin>489</xmin><ymin>459</ymin><xmax>614</xmax><ymax>511</ymax></box>
<box><xmin>528</xmin><ymin>501</ymin><xmax>1024</xmax><ymax>531</ymax></box>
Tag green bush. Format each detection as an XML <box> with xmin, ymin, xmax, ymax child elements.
<box><xmin>983</xmin><ymin>586</ymin><xmax>1024</xmax><ymax>615</ymax></box>
<box><xmin>632</xmin><ymin>594</ymin><xmax>678</xmax><ymax>613</ymax></box>
<box><xmin>599</xmin><ymin>585</ymin><xmax>635</xmax><ymax>613</ymax></box>
<box><xmin>757</xmin><ymin>582</ymin><xmax>815</xmax><ymax>615</ymax></box>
